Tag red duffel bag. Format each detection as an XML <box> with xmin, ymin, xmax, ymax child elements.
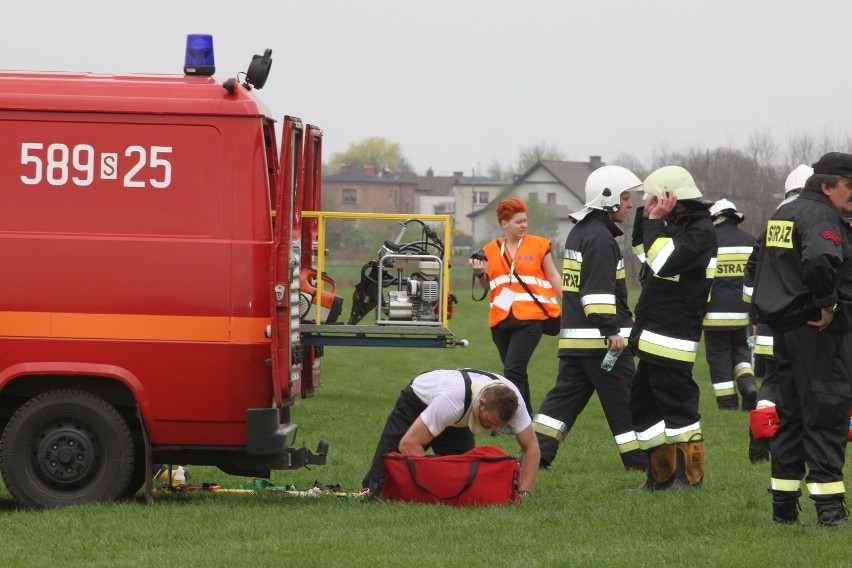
<box><xmin>382</xmin><ymin>445</ymin><xmax>520</xmax><ymax>506</ymax></box>
<box><xmin>750</xmin><ymin>406</ymin><xmax>780</xmax><ymax>440</ymax></box>
<box><xmin>751</xmin><ymin>406</ymin><xmax>852</xmax><ymax>441</ymax></box>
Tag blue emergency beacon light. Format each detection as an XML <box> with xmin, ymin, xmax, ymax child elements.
<box><xmin>184</xmin><ymin>34</ymin><xmax>215</xmax><ymax>76</ymax></box>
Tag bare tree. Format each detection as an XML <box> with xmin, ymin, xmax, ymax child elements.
<box><xmin>517</xmin><ymin>141</ymin><xmax>567</xmax><ymax>172</ymax></box>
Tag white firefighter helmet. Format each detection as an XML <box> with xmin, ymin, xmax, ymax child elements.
<box><xmin>570</xmin><ymin>165</ymin><xmax>642</xmax><ymax>222</ymax></box>
<box><xmin>643</xmin><ymin>166</ymin><xmax>705</xmax><ymax>201</ymax></box>
<box><xmin>784</xmin><ymin>164</ymin><xmax>813</xmax><ymax>197</ymax></box>
<box><xmin>709</xmin><ymin>198</ymin><xmax>744</xmax><ymax>223</ymax></box>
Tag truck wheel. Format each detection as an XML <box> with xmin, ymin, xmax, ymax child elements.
<box><xmin>0</xmin><ymin>390</ymin><xmax>135</xmax><ymax>508</ymax></box>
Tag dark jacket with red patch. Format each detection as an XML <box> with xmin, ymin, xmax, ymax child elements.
<box><xmin>753</xmin><ymin>191</ymin><xmax>852</xmax><ymax>332</ymax></box>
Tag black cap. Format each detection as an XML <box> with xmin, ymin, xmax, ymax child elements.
<box><xmin>812</xmin><ymin>152</ymin><xmax>852</xmax><ymax>177</ymax></box>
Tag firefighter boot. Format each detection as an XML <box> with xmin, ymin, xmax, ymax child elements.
<box><xmin>748</xmin><ymin>430</ymin><xmax>770</xmax><ymax>464</ymax></box>
<box><xmin>737</xmin><ymin>374</ymin><xmax>758</xmax><ymax>411</ymax></box>
<box><xmin>670</xmin><ymin>435</ymin><xmax>704</xmax><ymax>490</ymax></box>
<box><xmin>635</xmin><ymin>444</ymin><xmax>677</xmax><ymax>491</ymax></box>
<box><xmin>770</xmin><ymin>489</ymin><xmax>804</xmax><ymax>526</ymax></box>
<box><xmin>814</xmin><ymin>495</ymin><xmax>851</xmax><ymax>527</ymax></box>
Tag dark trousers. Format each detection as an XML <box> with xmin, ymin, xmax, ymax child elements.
<box><xmin>756</xmin><ymin>356</ymin><xmax>779</xmax><ymax>406</ymax></box>
<box><xmin>491</xmin><ymin>318</ymin><xmax>543</xmax><ymax>415</ymax></box>
<box><xmin>630</xmin><ymin>359</ymin><xmax>701</xmax><ymax>439</ymax></box>
<box><xmin>536</xmin><ymin>354</ymin><xmax>646</xmax><ymax>470</ymax></box>
<box><xmin>771</xmin><ymin>326</ymin><xmax>852</xmax><ymax>487</ymax></box>
<box><xmin>704</xmin><ymin>327</ymin><xmax>753</xmax><ymax>385</ymax></box>
<box><xmin>362</xmin><ymin>386</ymin><xmax>474</xmax><ymax>493</ymax></box>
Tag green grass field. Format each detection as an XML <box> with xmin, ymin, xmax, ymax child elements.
<box><xmin>0</xmin><ymin>260</ymin><xmax>849</xmax><ymax>567</ymax></box>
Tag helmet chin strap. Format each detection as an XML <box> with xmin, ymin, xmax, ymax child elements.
<box><xmin>600</xmin><ymin>187</ymin><xmax>620</xmax><ymax>212</ymax></box>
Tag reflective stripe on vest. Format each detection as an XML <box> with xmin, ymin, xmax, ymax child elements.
<box><xmin>637</xmin><ymin>329</ymin><xmax>698</xmax><ymax>363</ymax></box>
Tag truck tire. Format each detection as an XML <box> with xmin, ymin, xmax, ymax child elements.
<box><xmin>0</xmin><ymin>389</ymin><xmax>135</xmax><ymax>508</ymax></box>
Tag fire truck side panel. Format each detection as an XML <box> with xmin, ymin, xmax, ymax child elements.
<box><xmin>0</xmin><ymin>75</ymin><xmax>282</xmax><ymax>453</ymax></box>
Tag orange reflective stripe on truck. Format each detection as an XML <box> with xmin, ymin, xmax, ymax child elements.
<box><xmin>0</xmin><ymin>311</ymin><xmax>270</xmax><ymax>343</ymax></box>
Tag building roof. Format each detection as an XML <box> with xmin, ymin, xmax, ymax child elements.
<box><xmin>416</xmin><ymin>172</ymin><xmax>502</xmax><ymax>196</ymax></box>
<box><xmin>514</xmin><ymin>158</ymin><xmax>603</xmax><ymax>202</ymax></box>
<box><xmin>323</xmin><ymin>171</ymin><xmax>418</xmax><ymax>185</ymax></box>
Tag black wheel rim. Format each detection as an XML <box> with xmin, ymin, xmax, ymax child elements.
<box><xmin>30</xmin><ymin>420</ymin><xmax>103</xmax><ymax>490</ymax></box>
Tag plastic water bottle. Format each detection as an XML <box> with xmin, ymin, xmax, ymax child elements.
<box><xmin>174</xmin><ymin>466</ymin><xmax>186</xmax><ymax>487</ymax></box>
<box><xmin>600</xmin><ymin>350</ymin><xmax>619</xmax><ymax>372</ymax></box>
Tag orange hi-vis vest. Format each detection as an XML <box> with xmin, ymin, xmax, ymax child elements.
<box><xmin>483</xmin><ymin>236</ymin><xmax>560</xmax><ymax>328</ymax></box>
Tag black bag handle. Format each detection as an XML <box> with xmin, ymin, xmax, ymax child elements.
<box><xmin>406</xmin><ymin>459</ymin><xmax>480</xmax><ymax>500</ymax></box>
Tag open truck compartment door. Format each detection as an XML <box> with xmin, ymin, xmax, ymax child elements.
<box><xmin>270</xmin><ymin>116</ymin><xmax>305</xmax><ymax>405</ymax></box>
<box><xmin>298</xmin><ymin>125</ymin><xmax>324</xmax><ymax>398</ymax></box>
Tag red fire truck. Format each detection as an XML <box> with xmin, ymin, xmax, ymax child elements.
<box><xmin>0</xmin><ymin>40</ymin><xmax>457</xmax><ymax>509</ymax></box>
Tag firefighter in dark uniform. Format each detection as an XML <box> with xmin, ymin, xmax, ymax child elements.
<box><xmin>752</xmin><ymin>152</ymin><xmax>852</xmax><ymax>527</ymax></box>
<box><xmin>533</xmin><ymin>165</ymin><xmax>646</xmax><ymax>472</ymax></box>
<box><xmin>743</xmin><ymin>165</ymin><xmax>813</xmax><ymax>463</ymax></box>
<box><xmin>630</xmin><ymin>166</ymin><xmax>717</xmax><ymax>491</ymax></box>
<box><xmin>703</xmin><ymin>199</ymin><xmax>757</xmax><ymax>410</ymax></box>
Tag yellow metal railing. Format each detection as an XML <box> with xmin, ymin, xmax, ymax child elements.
<box><xmin>301</xmin><ymin>211</ymin><xmax>453</xmax><ymax>327</ymax></box>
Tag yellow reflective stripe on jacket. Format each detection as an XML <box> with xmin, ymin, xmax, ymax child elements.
<box><xmin>771</xmin><ymin>478</ymin><xmax>802</xmax><ymax>492</ymax></box>
<box><xmin>742</xmin><ymin>284</ymin><xmax>753</xmax><ymax>303</ymax></box>
<box><xmin>715</xmin><ymin>247</ymin><xmax>751</xmax><ymax>278</ymax></box>
<box><xmin>581</xmin><ymin>293</ymin><xmax>617</xmax><ymax>316</ymax></box>
<box><xmin>706</xmin><ymin>257</ymin><xmax>717</xmax><ymax>279</ymax></box>
<box><xmin>559</xmin><ymin>327</ymin><xmax>632</xmax><ymax>349</ymax></box>
<box><xmin>703</xmin><ymin>311</ymin><xmax>750</xmax><ymax>326</ymax></box>
<box><xmin>637</xmin><ymin>329</ymin><xmax>698</xmax><ymax>363</ymax></box>
<box><xmin>807</xmin><ymin>481</ymin><xmax>846</xmax><ymax>496</ymax></box>
<box><xmin>563</xmin><ymin>253</ymin><xmax>581</xmax><ymax>292</ymax></box>
<box><xmin>533</xmin><ymin>414</ymin><xmax>568</xmax><ymax>442</ymax></box>
<box><xmin>754</xmin><ymin>335</ymin><xmax>773</xmax><ymax>356</ymax></box>
<box><xmin>647</xmin><ymin>237</ymin><xmax>675</xmax><ymax>274</ymax></box>
<box><xmin>632</xmin><ymin>242</ymin><xmax>646</xmax><ymax>264</ymax></box>
<box><xmin>615</xmin><ymin>258</ymin><xmax>626</xmax><ymax>280</ymax></box>
<box><xmin>713</xmin><ymin>381</ymin><xmax>736</xmax><ymax>396</ymax></box>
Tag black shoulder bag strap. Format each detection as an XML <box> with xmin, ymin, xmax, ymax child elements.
<box><xmin>501</xmin><ymin>245</ymin><xmax>552</xmax><ymax>319</ymax></box>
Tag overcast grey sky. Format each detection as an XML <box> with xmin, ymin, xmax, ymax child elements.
<box><xmin>3</xmin><ymin>1</ymin><xmax>849</xmax><ymax>175</ymax></box>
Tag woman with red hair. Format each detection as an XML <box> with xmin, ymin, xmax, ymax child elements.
<box><xmin>469</xmin><ymin>198</ymin><xmax>562</xmax><ymax>415</ymax></box>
